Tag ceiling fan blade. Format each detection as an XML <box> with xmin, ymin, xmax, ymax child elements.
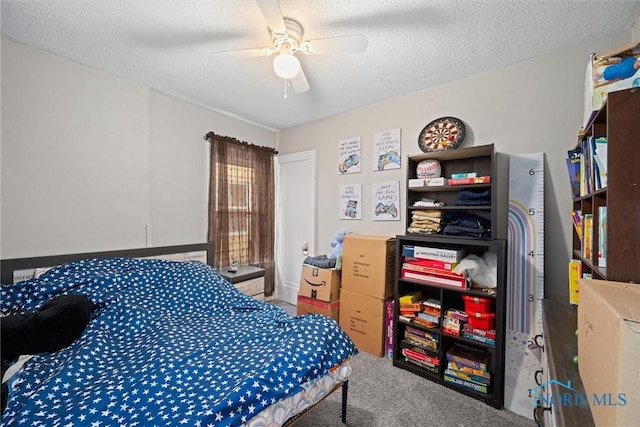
<box><xmin>301</xmin><ymin>34</ymin><xmax>368</xmax><ymax>54</ymax></box>
<box><xmin>209</xmin><ymin>47</ymin><xmax>272</xmax><ymax>59</ymax></box>
<box><xmin>256</xmin><ymin>0</ymin><xmax>286</xmax><ymax>33</ymax></box>
<box><xmin>291</xmin><ymin>66</ymin><xmax>310</xmax><ymax>93</ymax></box>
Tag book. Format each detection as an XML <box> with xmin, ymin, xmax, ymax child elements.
<box><xmin>446</xmin><ymin>343</ymin><xmax>490</xmax><ymax>371</ymax></box>
<box><xmin>594</xmin><ymin>137</ymin><xmax>608</xmax><ymax>188</ymax></box>
<box><xmin>566</xmin><ymin>147</ymin><xmax>582</xmax><ymax>198</ymax></box>
<box><xmin>403</xmin><ymin>257</ymin><xmax>458</xmax><ymax>271</ymax></box>
<box><xmin>401</xmin><ymin>269</ymin><xmax>468</xmax><ymax>289</ymax></box>
<box><xmin>598</xmin><ymin>205</ymin><xmax>607</xmax><ymax>268</ymax></box>
<box><xmin>568</xmin><ymin>259</ymin><xmax>581</xmax><ymax>305</ymax></box>
<box><xmin>582</xmin><ymin>214</ymin><xmax>593</xmax><ymax>259</ymax></box>
<box><xmin>570</xmin><ymin>210</ymin><xmax>583</xmax><ymax>241</ymax></box>
<box><xmin>447</xmin><ymin>176</ymin><xmax>491</xmax><ymax>186</ymax></box>
<box><xmin>403</xmin><ymin>245</ymin><xmax>466</xmax><ymax>262</ymax></box>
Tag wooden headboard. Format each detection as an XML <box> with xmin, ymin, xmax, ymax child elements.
<box><xmin>1</xmin><ymin>243</ymin><xmax>215</xmax><ymax>284</ymax></box>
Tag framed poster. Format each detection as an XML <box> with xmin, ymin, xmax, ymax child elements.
<box><xmin>339</xmin><ymin>184</ymin><xmax>362</xmax><ymax>220</ymax></box>
<box><xmin>373</xmin><ymin>128</ymin><xmax>401</xmax><ymax>171</ymax></box>
<box><xmin>372</xmin><ymin>181</ymin><xmax>400</xmax><ymax>221</ymax></box>
<box><xmin>338</xmin><ymin>137</ymin><xmax>361</xmax><ymax>175</ymax></box>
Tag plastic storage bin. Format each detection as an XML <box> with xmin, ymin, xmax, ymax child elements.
<box><xmin>467</xmin><ymin>311</ymin><xmax>495</xmax><ymax>330</ymax></box>
<box><xmin>462</xmin><ymin>295</ymin><xmax>492</xmax><ymax>314</ymax></box>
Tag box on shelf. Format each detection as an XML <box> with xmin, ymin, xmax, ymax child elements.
<box><xmin>402</xmin><ymin>244</ymin><xmax>466</xmax><ymax>263</ymax></box>
<box><xmin>578</xmin><ymin>279</ymin><xmax>640</xmax><ymax>427</ymax></box>
<box><xmin>298</xmin><ymin>264</ymin><xmax>341</xmax><ymax>302</ymax></box>
<box><xmin>583</xmin><ymin>42</ymin><xmax>640</xmax><ymax>127</ymax></box>
<box><xmin>297</xmin><ymin>294</ymin><xmax>340</xmax><ymax>322</ymax></box>
<box><xmin>339</xmin><ymin>288</ymin><xmax>388</xmax><ymax>357</ymax></box>
<box><xmin>342</xmin><ymin>234</ymin><xmax>396</xmax><ymax>300</ymax></box>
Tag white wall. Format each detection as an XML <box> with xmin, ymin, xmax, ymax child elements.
<box><xmin>276</xmin><ymin>31</ymin><xmax>630</xmax><ymax>302</ymax></box>
<box><xmin>1</xmin><ymin>38</ymin><xmax>276</xmax><ymax>258</ymax></box>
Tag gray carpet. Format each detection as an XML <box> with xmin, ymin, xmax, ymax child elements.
<box><xmin>269</xmin><ymin>300</ymin><xmax>535</xmax><ymax>427</ymax></box>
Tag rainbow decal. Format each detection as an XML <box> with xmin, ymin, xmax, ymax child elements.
<box><xmin>507</xmin><ymin>200</ymin><xmax>538</xmax><ymax>333</ymax></box>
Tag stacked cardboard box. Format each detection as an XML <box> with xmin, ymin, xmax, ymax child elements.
<box><xmin>339</xmin><ymin>234</ymin><xmax>395</xmax><ymax>357</ymax></box>
<box><xmin>296</xmin><ymin>264</ymin><xmax>341</xmax><ymax>321</ymax></box>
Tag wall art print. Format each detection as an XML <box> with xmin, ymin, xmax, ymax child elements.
<box><xmin>372</xmin><ymin>181</ymin><xmax>400</xmax><ymax>221</ymax></box>
<box><xmin>339</xmin><ymin>184</ymin><xmax>362</xmax><ymax>220</ymax></box>
<box><xmin>338</xmin><ymin>137</ymin><xmax>361</xmax><ymax>175</ymax></box>
<box><xmin>373</xmin><ymin>128</ymin><xmax>401</xmax><ymax>171</ymax></box>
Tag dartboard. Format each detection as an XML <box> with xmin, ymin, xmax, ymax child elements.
<box><xmin>418</xmin><ymin>116</ymin><xmax>466</xmax><ymax>152</ymax></box>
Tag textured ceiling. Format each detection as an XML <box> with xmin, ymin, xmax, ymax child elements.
<box><xmin>2</xmin><ymin>1</ymin><xmax>639</xmax><ymax>130</ymax></box>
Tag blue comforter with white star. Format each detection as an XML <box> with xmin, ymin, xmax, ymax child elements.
<box><xmin>1</xmin><ymin>258</ymin><xmax>357</xmax><ymax>426</ymax></box>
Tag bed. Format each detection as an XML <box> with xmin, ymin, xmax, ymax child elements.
<box><xmin>0</xmin><ymin>243</ymin><xmax>357</xmax><ymax>426</ymax></box>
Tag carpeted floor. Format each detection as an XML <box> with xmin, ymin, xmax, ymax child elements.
<box><xmin>269</xmin><ymin>300</ymin><xmax>535</xmax><ymax>427</ymax></box>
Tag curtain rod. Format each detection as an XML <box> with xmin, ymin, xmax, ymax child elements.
<box><xmin>204</xmin><ymin>132</ymin><xmax>278</xmax><ymax>155</ymax></box>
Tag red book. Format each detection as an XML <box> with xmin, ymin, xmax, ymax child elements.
<box><xmin>448</xmin><ymin>176</ymin><xmax>491</xmax><ymax>186</ymax></box>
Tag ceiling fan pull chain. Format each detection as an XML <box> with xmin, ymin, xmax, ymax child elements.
<box><xmin>284</xmin><ymin>79</ymin><xmax>288</xmax><ymax>99</ymax></box>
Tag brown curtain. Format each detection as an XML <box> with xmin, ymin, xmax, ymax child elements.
<box><xmin>206</xmin><ymin>132</ymin><xmax>276</xmax><ymax>296</ymax></box>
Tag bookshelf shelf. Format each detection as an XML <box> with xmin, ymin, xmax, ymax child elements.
<box><xmin>393</xmin><ymin>146</ymin><xmax>508</xmax><ymax>409</ymax></box>
<box><xmin>570</xmin><ymin>88</ymin><xmax>640</xmax><ymax>283</ymax></box>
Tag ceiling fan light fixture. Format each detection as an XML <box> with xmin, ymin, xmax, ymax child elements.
<box><xmin>273</xmin><ymin>53</ymin><xmax>300</xmax><ymax>79</ymax></box>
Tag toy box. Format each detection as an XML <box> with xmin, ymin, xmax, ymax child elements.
<box><xmin>584</xmin><ymin>42</ymin><xmax>640</xmax><ymax>127</ymax></box>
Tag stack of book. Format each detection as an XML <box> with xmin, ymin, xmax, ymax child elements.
<box><xmin>401</xmin><ymin>331</ymin><xmax>440</xmax><ymax>374</ymax></box>
<box><xmin>414</xmin><ymin>298</ymin><xmax>441</xmax><ymax>329</ymax></box>
<box><xmin>401</xmin><ymin>245</ymin><xmax>468</xmax><ymax>289</ymax></box>
<box><xmin>404</xmin><ymin>325</ymin><xmax>439</xmax><ymax>351</ymax></box>
<box><xmin>444</xmin><ymin>343</ymin><xmax>491</xmax><ymax>395</ymax></box>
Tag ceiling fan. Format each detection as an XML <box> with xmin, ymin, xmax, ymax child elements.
<box><xmin>210</xmin><ymin>0</ymin><xmax>368</xmax><ymax>96</ymax></box>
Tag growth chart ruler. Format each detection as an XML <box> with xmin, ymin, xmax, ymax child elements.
<box><xmin>504</xmin><ymin>153</ymin><xmax>545</xmax><ymax>419</ymax></box>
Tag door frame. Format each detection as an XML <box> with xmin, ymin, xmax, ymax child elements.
<box><xmin>274</xmin><ymin>149</ymin><xmax>317</xmax><ymax>304</ymax></box>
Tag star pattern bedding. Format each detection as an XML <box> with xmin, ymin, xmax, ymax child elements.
<box><xmin>0</xmin><ymin>258</ymin><xmax>357</xmax><ymax>426</ymax></box>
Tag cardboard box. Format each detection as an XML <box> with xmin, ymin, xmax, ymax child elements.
<box><xmin>578</xmin><ymin>279</ymin><xmax>640</xmax><ymax>427</ymax></box>
<box><xmin>342</xmin><ymin>234</ymin><xmax>396</xmax><ymax>299</ymax></box>
<box><xmin>298</xmin><ymin>264</ymin><xmax>341</xmax><ymax>302</ymax></box>
<box><xmin>339</xmin><ymin>288</ymin><xmax>388</xmax><ymax>357</ymax></box>
<box><xmin>584</xmin><ymin>42</ymin><xmax>640</xmax><ymax>127</ymax></box>
<box><xmin>297</xmin><ymin>294</ymin><xmax>339</xmax><ymax>322</ymax></box>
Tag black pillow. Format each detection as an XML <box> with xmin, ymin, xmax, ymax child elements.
<box><xmin>1</xmin><ymin>294</ymin><xmax>93</xmax><ymax>363</ymax></box>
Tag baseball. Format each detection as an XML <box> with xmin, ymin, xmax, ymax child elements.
<box><xmin>416</xmin><ymin>159</ymin><xmax>441</xmax><ymax>178</ymax></box>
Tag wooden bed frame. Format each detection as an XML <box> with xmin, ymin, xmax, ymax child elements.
<box><xmin>0</xmin><ymin>242</ymin><xmax>349</xmax><ymax>425</ymax></box>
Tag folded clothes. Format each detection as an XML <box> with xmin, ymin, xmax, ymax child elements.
<box><xmin>441</xmin><ymin>211</ymin><xmax>491</xmax><ymax>238</ymax></box>
<box><xmin>303</xmin><ymin>255</ymin><xmax>336</xmax><ymax>269</ymax></box>
<box><xmin>455</xmin><ymin>189</ymin><xmax>491</xmax><ymax>206</ymax></box>
<box><xmin>412</xmin><ymin>210</ymin><xmax>443</xmax><ymax>218</ymax></box>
